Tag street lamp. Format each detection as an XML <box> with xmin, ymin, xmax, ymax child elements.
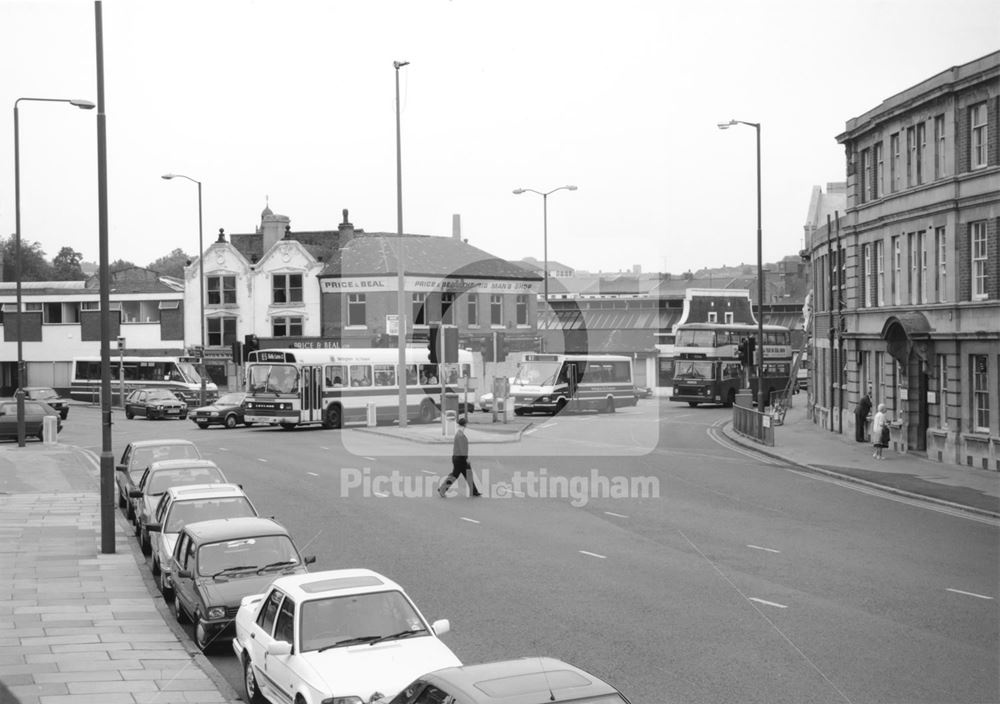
<box><xmin>161</xmin><ymin>173</ymin><xmax>207</xmax><ymax>407</ymax></box>
<box><xmin>13</xmin><ymin>97</ymin><xmax>95</xmax><ymax>447</ymax></box>
<box><xmin>512</xmin><ymin>185</ymin><xmax>577</xmax><ymax>305</ymax></box>
<box><xmin>394</xmin><ymin>60</ymin><xmax>409</xmax><ymax>427</ymax></box>
<box><xmin>718</xmin><ymin>118</ymin><xmax>766</xmax><ymax>411</ymax></box>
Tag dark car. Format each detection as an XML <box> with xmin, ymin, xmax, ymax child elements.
<box><xmin>169</xmin><ymin>516</ymin><xmax>315</xmax><ymax>652</ymax></box>
<box><xmin>0</xmin><ymin>399</ymin><xmax>62</xmax><ymax>442</ymax></box>
<box><xmin>125</xmin><ymin>388</ymin><xmax>188</xmax><ymax>420</ymax></box>
<box><xmin>23</xmin><ymin>387</ymin><xmax>70</xmax><ymax>420</ymax></box>
<box><xmin>115</xmin><ymin>439</ymin><xmax>202</xmax><ymax>522</ymax></box>
<box><xmin>384</xmin><ymin>657</ymin><xmax>631</xmax><ymax>704</ymax></box>
<box><xmin>191</xmin><ymin>392</ymin><xmax>254</xmax><ymax>429</ymax></box>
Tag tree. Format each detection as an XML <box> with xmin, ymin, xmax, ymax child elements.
<box><xmin>51</xmin><ymin>247</ymin><xmax>87</xmax><ymax>280</ymax></box>
<box><xmin>147</xmin><ymin>248</ymin><xmax>192</xmax><ymax>279</ymax></box>
<box><xmin>0</xmin><ymin>233</ymin><xmax>54</xmax><ymax>281</ymax></box>
<box><xmin>110</xmin><ymin>259</ymin><xmax>137</xmax><ymax>273</ymax></box>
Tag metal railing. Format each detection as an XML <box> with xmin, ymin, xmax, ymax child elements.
<box><xmin>732</xmin><ymin>402</ymin><xmax>775</xmax><ymax>446</ymax></box>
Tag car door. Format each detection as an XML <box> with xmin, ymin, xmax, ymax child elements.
<box><xmin>137</xmin><ymin>390</ymin><xmax>149</xmax><ymax>417</ymax></box>
<box><xmin>262</xmin><ymin>594</ymin><xmax>299</xmax><ymax>703</ymax></box>
<box><xmin>245</xmin><ymin>588</ymin><xmax>285</xmax><ymax>701</ymax></box>
<box><xmin>171</xmin><ymin>531</ymin><xmax>197</xmax><ymax>618</ymax></box>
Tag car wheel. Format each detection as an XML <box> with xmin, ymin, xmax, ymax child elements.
<box><xmin>171</xmin><ymin>597</ymin><xmax>188</xmax><ymax>624</ymax></box>
<box><xmin>179</xmin><ymin>413</ymin><xmax>188</xmax><ymax>421</ymax></box>
<box><xmin>688</xmin><ymin>401</ymin><xmax>699</xmax><ymax>408</ymax></box>
<box><xmin>197</xmin><ymin>421</ymin><xmax>209</xmax><ymax>429</ymax></box>
<box><xmin>155</xmin><ymin>564</ymin><xmax>173</xmax><ymax>601</ymax></box>
<box><xmin>60</xmin><ymin>410</ymin><xmax>68</xmax><ymax>420</ymax></box>
<box><xmin>244</xmin><ymin>656</ymin><xmax>267</xmax><ymax>704</ymax></box>
<box><xmin>193</xmin><ymin>612</ymin><xmax>212</xmax><ymax>653</ymax></box>
<box><xmin>224</xmin><ymin>414</ymin><xmax>238</xmax><ymax>429</ymax></box>
<box><xmin>140</xmin><ymin>529</ymin><xmax>151</xmax><ymax>556</ymax></box>
<box><xmin>243</xmin><ymin>421</ymin><xmax>254</xmax><ymax>428</ymax></box>
<box><xmin>117</xmin><ymin>490</ymin><xmax>126</xmax><ymax>509</ymax></box>
<box><xmin>125</xmin><ymin>409</ymin><xmax>134</xmax><ymax>419</ymax></box>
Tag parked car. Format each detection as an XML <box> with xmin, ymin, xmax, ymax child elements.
<box><xmin>131</xmin><ymin>459</ymin><xmax>228</xmax><ymax>554</ymax></box>
<box><xmin>23</xmin><ymin>387</ymin><xmax>70</xmax><ymax>419</ymax></box>
<box><xmin>190</xmin><ymin>392</ymin><xmax>253</xmax><ymax>429</ymax></box>
<box><xmin>0</xmin><ymin>398</ymin><xmax>62</xmax><ymax>441</ymax></box>
<box><xmin>634</xmin><ymin>385</ymin><xmax>654</xmax><ymax>399</ymax></box>
<box><xmin>170</xmin><ymin>517</ymin><xmax>315</xmax><ymax>652</ymax></box>
<box><xmin>115</xmin><ymin>439</ymin><xmax>201</xmax><ymax>522</ymax></box>
<box><xmin>382</xmin><ymin>657</ymin><xmax>632</xmax><ymax>704</ymax></box>
<box><xmin>146</xmin><ymin>483</ymin><xmax>258</xmax><ymax>598</ymax></box>
<box><xmin>124</xmin><ymin>388</ymin><xmax>188</xmax><ymax>420</ymax></box>
<box><xmin>234</xmin><ymin>568</ymin><xmax>460</xmax><ymax>704</ymax></box>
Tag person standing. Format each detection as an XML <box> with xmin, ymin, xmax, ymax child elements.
<box><xmin>855</xmin><ymin>387</ymin><xmax>873</xmax><ymax>442</ymax></box>
<box><xmin>871</xmin><ymin>403</ymin><xmax>889</xmax><ymax>460</ymax></box>
<box><xmin>438</xmin><ymin>417</ymin><xmax>481</xmax><ymax>497</ymax></box>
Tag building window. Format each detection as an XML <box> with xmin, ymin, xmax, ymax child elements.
<box><xmin>970</xmin><ymin>102</ymin><xmax>988</xmax><ymax>169</ymax></box>
<box><xmin>207</xmin><ymin>275</ymin><xmax>236</xmax><ymax>305</ymax></box>
<box><xmin>207</xmin><ymin>316</ymin><xmax>236</xmax><ymax>347</ymax></box>
<box><xmin>916</xmin><ymin>122</ymin><xmax>926</xmax><ymax>185</ymax></box>
<box><xmin>466</xmin><ymin>293</ymin><xmax>478</xmax><ymax>327</ymax></box>
<box><xmin>411</xmin><ymin>293</ymin><xmax>427</xmax><ymax>326</ymax></box>
<box><xmin>934</xmin><ymin>114</ymin><xmax>946</xmax><ymax>178</ymax></box>
<box><xmin>875</xmin><ymin>351</ymin><xmax>885</xmax><ymax>407</ymax></box>
<box><xmin>876</xmin><ymin>240</ymin><xmax>885</xmax><ymax>306</ymax></box>
<box><xmin>908</xmin><ymin>233</ymin><xmax>917</xmax><ymax>305</ymax></box>
<box><xmin>861</xmin><ymin>148</ymin><xmax>871</xmax><ymax>203</ymax></box>
<box><xmin>441</xmin><ymin>293</ymin><xmax>455</xmax><ymax>325</ymax></box>
<box><xmin>707</xmin><ymin>311</ymin><xmax>718</xmax><ymax>323</ymax></box>
<box><xmin>873</xmin><ymin>142</ymin><xmax>883</xmax><ymax>198</ymax></box>
<box><xmin>920</xmin><ymin>232</ymin><xmax>928</xmax><ymax>304</ymax></box>
<box><xmin>890</xmin><ymin>132</ymin><xmax>901</xmax><ymax>193</ymax></box>
<box><xmin>892</xmin><ymin>236</ymin><xmax>901</xmax><ymax>305</ymax></box>
<box><xmin>971</xmin><ymin>354</ymin><xmax>989</xmax><ymax>433</ymax></box>
<box><xmin>515</xmin><ymin>294</ymin><xmax>528</xmax><ymax>325</ymax></box>
<box><xmin>935</xmin><ymin>226</ymin><xmax>946</xmax><ymax>303</ymax></box>
<box><xmin>724</xmin><ymin>311</ymin><xmax>734</xmax><ymax>324</ymax></box>
<box><xmin>863</xmin><ymin>243</ymin><xmax>873</xmax><ymax>308</ymax></box>
<box><xmin>971</xmin><ymin>221</ymin><xmax>988</xmax><ymax>300</ymax></box>
<box><xmin>905</xmin><ymin>127</ymin><xmax>915</xmax><ymax>187</ymax></box>
<box><xmin>347</xmin><ymin>293</ymin><xmax>366</xmax><ymax>326</ymax></box>
<box><xmin>272</xmin><ymin>274</ymin><xmax>303</xmax><ymax>304</ymax></box>
<box><xmin>937</xmin><ymin>353</ymin><xmax>948</xmax><ymax>428</ymax></box>
<box><xmin>273</xmin><ymin>316</ymin><xmax>303</xmax><ymax>337</ymax></box>
<box><xmin>490</xmin><ymin>294</ymin><xmax>503</xmax><ymax>326</ymax></box>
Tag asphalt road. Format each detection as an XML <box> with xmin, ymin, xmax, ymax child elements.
<box><xmin>62</xmin><ymin>400</ymin><xmax>999</xmax><ymax>704</ymax></box>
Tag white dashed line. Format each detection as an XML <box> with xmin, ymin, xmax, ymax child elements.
<box><xmin>946</xmin><ymin>588</ymin><xmax>993</xmax><ymax>600</ymax></box>
<box><xmin>460</xmin><ymin>517</ymin><xmax>480</xmax><ymax>524</ymax></box>
<box><xmin>258</xmin><ymin>458</ymin><xmax>268</xmax><ymax>463</ymax></box>
<box><xmin>363</xmin><ymin>456</ymin><xmax>376</xmax><ymax>461</ymax></box>
<box><xmin>579</xmin><ymin>550</ymin><xmax>606</xmax><ymax>559</ymax></box>
<box><xmin>307</xmin><ymin>472</ymin><xmax>319</xmax><ymax>477</ymax></box>
<box><xmin>747</xmin><ymin>544</ymin><xmax>781</xmax><ymax>554</ymax></box>
<box><xmin>374</xmin><ymin>492</ymin><xmax>389</xmax><ymax>498</ymax></box>
<box><xmin>604</xmin><ymin>511</ymin><xmax>629</xmax><ymax>519</ymax></box>
<box><xmin>320</xmin><ymin>446</ymin><xmax>329</xmax><ymax>450</ymax></box>
<box><xmin>525</xmin><ymin>428</ymin><xmax>538</xmax><ymax>435</ymax></box>
<box><xmin>748</xmin><ymin>597</ymin><xmax>788</xmax><ymax>609</ymax></box>
<box><xmin>421</xmin><ymin>470</ymin><xmax>436</xmax><ymax>475</ymax></box>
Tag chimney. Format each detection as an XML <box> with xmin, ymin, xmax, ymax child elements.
<box><xmin>452</xmin><ymin>214</ymin><xmax>461</xmax><ymax>240</ymax></box>
<box><xmin>261</xmin><ymin>209</ymin><xmax>290</xmax><ymax>253</ymax></box>
<box><xmin>338</xmin><ymin>208</ymin><xmax>355</xmax><ymax>244</ymax></box>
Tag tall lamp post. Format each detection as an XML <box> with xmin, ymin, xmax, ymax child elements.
<box><xmin>718</xmin><ymin>118</ymin><xmax>766</xmax><ymax>411</ymax></box>
<box><xmin>161</xmin><ymin>173</ymin><xmax>207</xmax><ymax>407</ymax></box>
<box><xmin>394</xmin><ymin>60</ymin><xmax>409</xmax><ymax>427</ymax></box>
<box><xmin>512</xmin><ymin>185</ymin><xmax>577</xmax><ymax>305</ymax></box>
<box><xmin>13</xmin><ymin>97</ymin><xmax>95</xmax><ymax>447</ymax></box>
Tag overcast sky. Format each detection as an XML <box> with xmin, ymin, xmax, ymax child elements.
<box><xmin>2</xmin><ymin>0</ymin><xmax>997</xmax><ymax>277</ymax></box>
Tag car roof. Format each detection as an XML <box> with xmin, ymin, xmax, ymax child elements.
<box><xmin>180</xmin><ymin>516</ymin><xmax>290</xmax><ymax>543</ymax></box>
<box><xmin>147</xmin><ymin>458</ymin><xmax>222</xmax><ymax>472</ymax></box>
<box><xmin>128</xmin><ymin>438</ymin><xmax>197</xmax><ymax>449</ymax></box>
<box><xmin>163</xmin><ymin>483</ymin><xmax>247</xmax><ymax>501</ymax></box>
<box><xmin>24</xmin><ymin>386</ymin><xmax>57</xmax><ymax>391</ymax></box>
<box><xmin>424</xmin><ymin>658</ymin><xmax>622</xmax><ymax>704</ymax></box>
<box><xmin>266</xmin><ymin>568</ymin><xmax>400</xmax><ymax>601</ymax></box>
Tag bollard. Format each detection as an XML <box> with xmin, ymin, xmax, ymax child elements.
<box><xmin>366</xmin><ymin>402</ymin><xmax>377</xmax><ymax>427</ymax></box>
<box><xmin>443</xmin><ymin>410</ymin><xmax>457</xmax><ymax>436</ymax></box>
<box><xmin>43</xmin><ymin>416</ymin><xmax>59</xmax><ymax>445</ymax></box>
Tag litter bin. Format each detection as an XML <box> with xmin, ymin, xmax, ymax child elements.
<box><xmin>43</xmin><ymin>416</ymin><xmax>59</xmax><ymax>445</ymax></box>
<box><xmin>443</xmin><ymin>392</ymin><xmax>459</xmax><ymax>415</ymax></box>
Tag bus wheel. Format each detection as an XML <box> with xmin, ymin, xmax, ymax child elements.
<box><xmin>724</xmin><ymin>390</ymin><xmax>736</xmax><ymax>407</ymax></box>
<box><xmin>323</xmin><ymin>405</ymin><xmax>342</xmax><ymax>429</ymax></box>
<box><xmin>688</xmin><ymin>402</ymin><xmax>699</xmax><ymax>408</ymax></box>
<box><xmin>418</xmin><ymin>399</ymin><xmax>437</xmax><ymax>424</ymax></box>
<box><xmin>602</xmin><ymin>397</ymin><xmax>615</xmax><ymax>413</ymax></box>
<box><xmin>279</xmin><ymin>423</ymin><xmax>296</xmax><ymax>431</ymax></box>
<box><xmin>555</xmin><ymin>398</ymin><xmax>567</xmax><ymax>415</ymax></box>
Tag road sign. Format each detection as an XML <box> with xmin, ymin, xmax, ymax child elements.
<box><xmin>386</xmin><ymin>314</ymin><xmax>399</xmax><ymax>336</ymax></box>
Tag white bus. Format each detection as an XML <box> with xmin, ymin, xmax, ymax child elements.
<box><xmin>242</xmin><ymin>347</ymin><xmax>474</xmax><ymax>429</ymax></box>
<box><xmin>509</xmin><ymin>353</ymin><xmax>637</xmax><ymax>415</ymax></box>
<box><xmin>70</xmin><ymin>356</ymin><xmax>218</xmax><ymax>405</ymax></box>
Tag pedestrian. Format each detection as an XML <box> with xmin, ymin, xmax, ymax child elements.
<box><xmin>438</xmin><ymin>417</ymin><xmax>481</xmax><ymax>498</ymax></box>
<box><xmin>871</xmin><ymin>403</ymin><xmax>889</xmax><ymax>460</ymax></box>
<box><xmin>855</xmin><ymin>387</ymin><xmax>873</xmax><ymax>442</ymax></box>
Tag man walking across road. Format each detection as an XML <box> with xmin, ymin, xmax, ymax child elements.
<box><xmin>438</xmin><ymin>417</ymin><xmax>481</xmax><ymax>498</ymax></box>
<box><xmin>855</xmin><ymin>387</ymin><xmax>873</xmax><ymax>442</ymax></box>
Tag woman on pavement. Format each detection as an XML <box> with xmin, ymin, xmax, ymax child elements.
<box><xmin>871</xmin><ymin>403</ymin><xmax>889</xmax><ymax>460</ymax></box>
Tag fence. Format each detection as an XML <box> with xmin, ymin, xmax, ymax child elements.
<box><xmin>732</xmin><ymin>402</ymin><xmax>775</xmax><ymax>446</ymax></box>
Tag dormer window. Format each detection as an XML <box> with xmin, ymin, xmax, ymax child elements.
<box><xmin>273</xmin><ymin>274</ymin><xmax>303</xmax><ymax>304</ymax></box>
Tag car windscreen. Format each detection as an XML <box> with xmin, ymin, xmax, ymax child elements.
<box><xmin>164</xmin><ymin>497</ymin><xmax>256</xmax><ymax>533</ymax></box>
<box><xmin>299</xmin><ymin>590</ymin><xmax>426</xmax><ymax>652</ymax></box>
<box><xmin>146</xmin><ymin>466</ymin><xmax>225</xmax><ymax>495</ymax></box>
<box><xmin>131</xmin><ymin>445</ymin><xmax>200</xmax><ymax>478</ymax></box>
<box><xmin>30</xmin><ymin>388</ymin><xmax>58</xmax><ymax>400</ymax></box>
<box><xmin>196</xmin><ymin>534</ymin><xmax>299</xmax><ymax>577</ymax></box>
<box><xmin>146</xmin><ymin>391</ymin><xmax>181</xmax><ymax>402</ymax></box>
<box><xmin>215</xmin><ymin>393</ymin><xmax>245</xmax><ymax>406</ymax></box>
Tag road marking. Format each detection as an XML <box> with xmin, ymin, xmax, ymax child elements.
<box><xmin>320</xmin><ymin>446</ymin><xmax>329</xmax><ymax>450</ymax></box>
<box><xmin>604</xmin><ymin>511</ymin><xmax>629</xmax><ymax>519</ymax></box>
<box><xmin>363</xmin><ymin>456</ymin><xmax>376</xmax><ymax>461</ymax></box>
<box><xmin>217</xmin><ymin>447</ymin><xmax>229</xmax><ymax>452</ymax></box>
<box><xmin>579</xmin><ymin>550</ymin><xmax>606</xmax><ymax>559</ymax></box>
<box><xmin>307</xmin><ymin>472</ymin><xmax>319</xmax><ymax>477</ymax></box>
<box><xmin>946</xmin><ymin>588</ymin><xmax>993</xmax><ymax>600</ymax></box>
<box><xmin>541</xmin><ymin>422</ymin><xmax>558</xmax><ymax>428</ymax></box>
<box><xmin>747</xmin><ymin>544</ymin><xmax>781</xmax><ymax>554</ymax></box>
<box><xmin>421</xmin><ymin>470</ymin><xmax>436</xmax><ymax>475</ymax></box>
<box><xmin>525</xmin><ymin>428</ymin><xmax>538</xmax><ymax>435</ymax></box>
<box><xmin>748</xmin><ymin>597</ymin><xmax>788</xmax><ymax>609</ymax></box>
<box><xmin>374</xmin><ymin>491</ymin><xmax>389</xmax><ymax>498</ymax></box>
<box><xmin>460</xmin><ymin>517</ymin><xmax>480</xmax><ymax>524</ymax></box>
<box><xmin>258</xmin><ymin>458</ymin><xmax>268</xmax><ymax>463</ymax></box>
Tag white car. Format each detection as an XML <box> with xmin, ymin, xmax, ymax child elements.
<box><xmin>233</xmin><ymin>568</ymin><xmax>461</xmax><ymax>704</ymax></box>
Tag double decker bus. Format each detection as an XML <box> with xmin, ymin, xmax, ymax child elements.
<box><xmin>509</xmin><ymin>353</ymin><xmax>637</xmax><ymax>415</ymax></box>
<box><xmin>669</xmin><ymin>322</ymin><xmax>792</xmax><ymax>407</ymax></box>
<box><xmin>242</xmin><ymin>347</ymin><xmax>474</xmax><ymax>429</ymax></box>
<box><xmin>70</xmin><ymin>356</ymin><xmax>218</xmax><ymax>405</ymax></box>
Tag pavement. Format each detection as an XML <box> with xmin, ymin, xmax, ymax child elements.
<box><xmin>0</xmin><ymin>399</ymin><xmax>996</xmax><ymax>703</ymax></box>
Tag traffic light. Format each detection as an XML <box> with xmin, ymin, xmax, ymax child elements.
<box><xmin>747</xmin><ymin>336</ymin><xmax>757</xmax><ymax>368</ymax></box>
<box><xmin>427</xmin><ymin>324</ymin><xmax>440</xmax><ymax>365</ymax></box>
<box><xmin>482</xmin><ymin>334</ymin><xmax>494</xmax><ymax>362</ymax></box>
<box><xmin>243</xmin><ymin>334</ymin><xmax>259</xmax><ymax>361</ymax></box>
<box><xmin>443</xmin><ymin>325</ymin><xmax>459</xmax><ymax>364</ymax></box>
<box><xmin>738</xmin><ymin>337</ymin><xmax>748</xmax><ymax>365</ymax></box>
<box><xmin>231</xmin><ymin>340</ymin><xmax>243</xmax><ymax>365</ymax></box>
<box><xmin>495</xmin><ymin>332</ymin><xmax>507</xmax><ymax>361</ymax></box>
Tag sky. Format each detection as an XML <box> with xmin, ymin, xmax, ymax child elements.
<box><xmin>1</xmin><ymin>0</ymin><xmax>998</xmax><ymax>278</ymax></box>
